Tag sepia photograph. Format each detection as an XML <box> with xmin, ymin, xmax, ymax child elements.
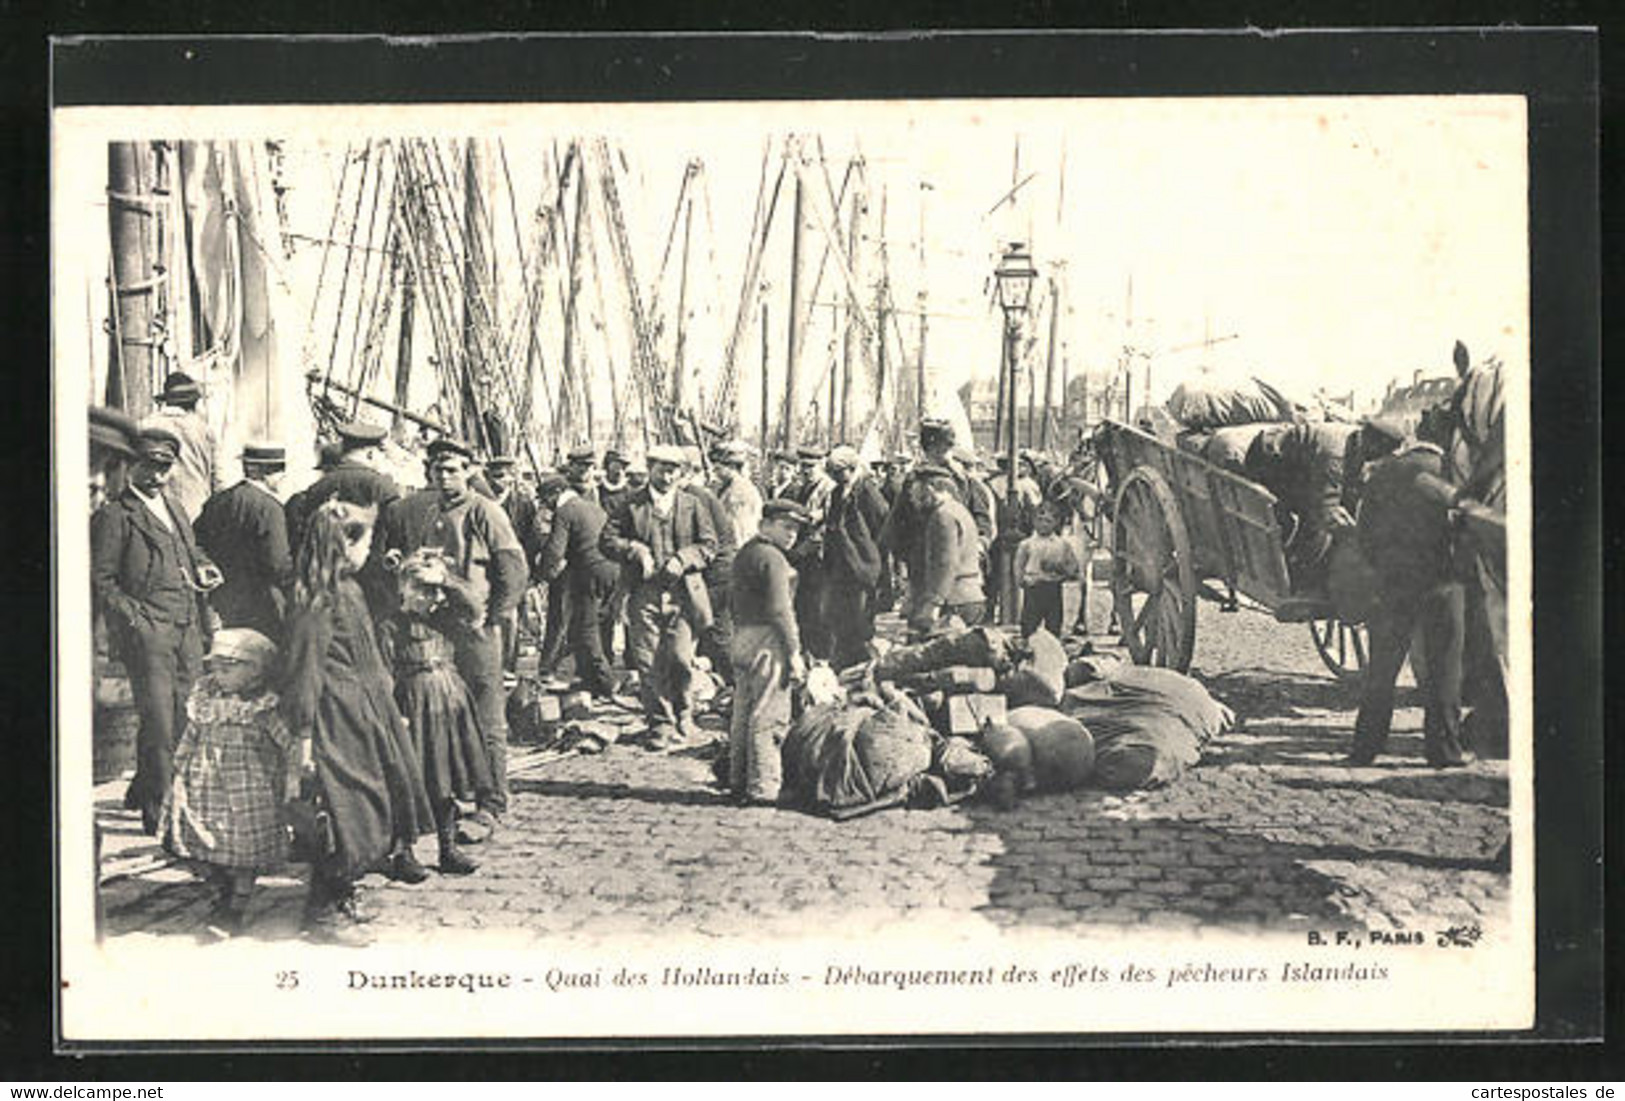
<box><xmin>51</xmin><ymin>41</ymin><xmax>1549</xmax><ymax>1043</ymax></box>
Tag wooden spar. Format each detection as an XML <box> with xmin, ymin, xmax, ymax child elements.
<box><xmin>783</xmin><ymin>167</ymin><xmax>806</xmax><ymax>453</ymax></box>
<box><xmin>915</xmin><ymin>179</ymin><xmax>929</xmax><ymax>428</ymax></box>
<box><xmin>306</xmin><ymin>370</ymin><xmax>450</xmax><ymax>433</ymax></box>
<box><xmin>391</xmin><ymin>262</ymin><xmax>415</xmax><ymax>438</ymax></box>
<box><xmin>713</xmin><ymin>138</ymin><xmax>783</xmax><ymax>430</ymax></box>
<box><xmin>840</xmin><ymin>164</ymin><xmax>865</xmax><ymax>443</ymax></box>
<box><xmin>323</xmin><ymin>141</ymin><xmax>373</xmax><ymax>405</ymax></box>
<box><xmin>106</xmin><ymin>143</ymin><xmax>157</xmax><ymax>416</ymax></box>
<box><xmin>759</xmin><ymin>299</ymin><xmax>770</xmax><ymax>484</ymax></box>
<box><xmin>562</xmin><ymin>148</ymin><xmax>588</xmax><ymax>444</ymax></box>
<box><xmin>461</xmin><ymin>139</ymin><xmax>495</xmax><ymax>454</ymax></box>
<box><xmin>672</xmin><ymin>186</ymin><xmax>693</xmax><ymax>410</ymax></box>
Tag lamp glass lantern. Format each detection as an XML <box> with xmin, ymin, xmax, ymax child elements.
<box><xmin>994</xmin><ymin>242</ymin><xmax>1038</xmax><ymax>317</ymax></box>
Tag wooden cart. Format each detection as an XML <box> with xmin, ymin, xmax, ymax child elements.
<box><xmin>1095</xmin><ymin>419</ymin><xmax>1367</xmax><ymax>679</ymax></box>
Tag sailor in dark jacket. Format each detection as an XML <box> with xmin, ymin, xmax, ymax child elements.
<box><xmin>485</xmin><ymin>454</ymin><xmax>547</xmax><ymax>671</ymax></box>
<box><xmin>1346</xmin><ymin>439</ymin><xmax>1466</xmax><ymax>768</ymax></box>
<box><xmin>538</xmin><ymin>462</ymin><xmax>620</xmax><ymax>698</ymax></box>
<box><xmin>284</xmin><ymin>420</ymin><xmax>401</xmax><ymax>554</ymax></box>
<box><xmin>373</xmin><ymin>437</ymin><xmax>528</xmax><ymax>840</ymax></box>
<box><xmin>820</xmin><ymin>446</ymin><xmax>891</xmax><ymax>668</ymax></box>
<box><xmin>192</xmin><ymin>442</ymin><xmax>293</xmax><ymax>640</ymax></box>
<box><xmin>881</xmin><ymin>418</ymin><xmax>994</xmax><ymax>598</ymax></box>
<box><xmin>90</xmin><ymin>427</ymin><xmax>220</xmax><ymax>832</ymax></box>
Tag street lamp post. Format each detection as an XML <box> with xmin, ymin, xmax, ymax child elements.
<box><xmin>994</xmin><ymin>241</ymin><xmax>1037</xmax><ymax>625</ymax></box>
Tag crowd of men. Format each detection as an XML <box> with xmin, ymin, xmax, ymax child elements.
<box><xmin>85</xmin><ymin>336</ymin><xmax>1507</xmax><ymax>839</ymax></box>
<box><xmin>88</xmin><ymin>374</ymin><xmax>1094</xmax><ymax>826</ymax></box>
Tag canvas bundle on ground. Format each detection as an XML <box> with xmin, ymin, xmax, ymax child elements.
<box><xmin>1003</xmin><ymin>706</ymin><xmax>1096</xmax><ymax>792</ymax></box>
<box><xmin>1061</xmin><ymin>666</ymin><xmax>1232</xmax><ymax>791</ymax></box>
<box><xmin>873</xmin><ymin>626</ymin><xmax>1011</xmax><ymax>682</ymax></box>
<box><xmin>1165</xmin><ymin>377</ymin><xmax>1291</xmax><ymax>432</ymax></box>
<box><xmin>780</xmin><ymin>692</ymin><xmax>935</xmax><ymax>815</ymax></box>
<box><xmin>998</xmin><ymin>627</ymin><xmax>1067</xmax><ymax>707</ymax></box>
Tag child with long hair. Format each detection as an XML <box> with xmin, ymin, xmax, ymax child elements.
<box><xmin>281</xmin><ymin>502</ymin><xmax>432</xmax><ymax>946</ymax></box>
<box><xmin>378</xmin><ymin>547</ymin><xmax>489</xmax><ymax>876</ymax></box>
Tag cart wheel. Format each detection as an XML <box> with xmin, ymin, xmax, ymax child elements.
<box><xmin>1309</xmin><ymin>616</ymin><xmax>1368</xmax><ymax>682</ymax></box>
<box><xmin>1111</xmin><ymin>467</ymin><xmax>1196</xmax><ymax>671</ymax></box>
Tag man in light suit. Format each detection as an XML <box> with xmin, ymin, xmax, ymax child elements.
<box><xmin>599</xmin><ymin>444</ymin><xmax>718</xmax><ymax>748</ymax></box>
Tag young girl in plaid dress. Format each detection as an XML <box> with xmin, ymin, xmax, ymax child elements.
<box><xmin>158</xmin><ymin>628</ymin><xmax>293</xmax><ymax>940</ymax></box>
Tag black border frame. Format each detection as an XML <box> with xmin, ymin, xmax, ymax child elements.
<box><xmin>13</xmin><ymin>22</ymin><xmax>1605</xmax><ymax>1078</ymax></box>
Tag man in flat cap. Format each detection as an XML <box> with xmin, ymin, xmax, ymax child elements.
<box><xmin>768</xmin><ymin>449</ymin><xmax>798</xmax><ymax>499</ymax></box>
<box><xmin>597</xmin><ymin>448</ymin><xmax>632</xmax><ymax>516</ymax></box>
<box><xmin>192</xmin><ymin>442</ymin><xmax>294</xmax><ymax>641</ymax></box>
<box><xmin>89</xmin><ymin>405</ymin><xmax>140</xmax><ymax>513</ymax></box>
<box><xmin>140</xmin><ymin>371</ymin><xmax>221</xmax><ymax>524</ymax></box>
<box><xmin>881</xmin><ymin>418</ymin><xmax>993</xmax><ymax>616</ymax></box>
<box><xmin>485</xmin><ymin>455</ymin><xmax>547</xmax><ymax>672</ymax></box>
<box><xmin>91</xmin><ymin>426</ymin><xmax>221</xmax><ymax>832</ymax></box>
<box><xmin>1346</xmin><ymin>430</ymin><xmax>1467</xmax><ymax>769</ymax></box>
<box><xmin>728</xmin><ymin>499</ymin><xmax>811</xmax><ymax>805</ymax></box>
<box><xmin>374</xmin><ymin>436</ymin><xmax>528</xmax><ymax>841</ymax></box>
<box><xmin>820</xmin><ymin>445</ymin><xmax>891</xmax><ymax>668</ymax></box>
<box><xmin>1341</xmin><ymin>414</ymin><xmax>1408</xmax><ymax>517</ymax></box>
<box><xmin>599</xmin><ymin>443</ymin><xmax>717</xmax><ymax>748</ymax></box>
<box><xmin>710</xmin><ymin>440</ymin><xmax>763</xmax><ymax>552</ymax></box>
<box><xmin>534</xmin><ymin>449</ymin><xmax>599</xmax><ymax>677</ymax></box>
<box><xmin>285</xmin><ymin>420</ymin><xmax>401</xmax><ymax>565</ymax></box>
<box><xmin>905</xmin><ymin>464</ymin><xmax>986</xmax><ymax>636</ymax></box>
<box><xmin>781</xmin><ymin>444</ymin><xmax>835</xmax><ymax>659</ymax></box>
<box><xmin>683</xmin><ymin>447</ymin><xmax>740</xmax><ymax>687</ymax></box>
<box><xmin>537</xmin><ymin>459</ymin><xmax>620</xmax><ymax>699</ymax></box>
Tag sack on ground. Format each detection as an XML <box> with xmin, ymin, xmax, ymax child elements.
<box><xmin>998</xmin><ymin>627</ymin><xmax>1068</xmax><ymax>707</ymax></box>
<box><xmin>780</xmin><ymin>697</ymin><xmax>934</xmax><ymax>815</ymax></box>
<box><xmin>1004</xmin><ymin>706</ymin><xmax>1096</xmax><ymax>792</ymax></box>
<box><xmin>1061</xmin><ymin>665</ymin><xmax>1231</xmax><ymax>790</ymax></box>
<box><xmin>977</xmin><ymin>719</ymin><xmax>1035</xmax><ymax>793</ymax></box>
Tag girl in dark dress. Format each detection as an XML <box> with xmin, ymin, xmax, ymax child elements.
<box><xmin>379</xmin><ymin>547</ymin><xmax>489</xmax><ymax>876</ymax></box>
<box><xmin>282</xmin><ymin>503</ymin><xmax>432</xmax><ymax>946</ymax></box>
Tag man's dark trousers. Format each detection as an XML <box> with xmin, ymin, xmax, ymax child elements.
<box><xmin>455</xmin><ymin>626</ymin><xmax>509</xmax><ymax>816</ymax></box>
<box><xmin>1352</xmin><ymin>582</ymin><xmax>1465</xmax><ymax>764</ymax></box>
<box><xmin>123</xmin><ymin>618</ymin><xmax>203</xmax><ymax>816</ymax></box>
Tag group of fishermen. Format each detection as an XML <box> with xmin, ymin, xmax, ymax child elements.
<box><xmin>87</xmin><ymin>372</ymin><xmax>1088</xmax><ymax>818</ymax></box>
<box><xmin>86</xmin><ymin>333</ymin><xmax>1507</xmax><ymax>833</ymax></box>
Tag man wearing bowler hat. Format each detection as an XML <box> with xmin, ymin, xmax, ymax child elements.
<box><xmin>193</xmin><ymin>441</ymin><xmax>294</xmax><ymax>641</ymax></box>
<box><xmin>599</xmin><ymin>443</ymin><xmax>717</xmax><ymax>748</ymax></box>
<box><xmin>140</xmin><ymin>371</ymin><xmax>221</xmax><ymax>524</ymax></box>
<box><xmin>91</xmin><ymin>426</ymin><xmax>221</xmax><ymax>833</ymax></box>
<box><xmin>374</xmin><ymin>436</ymin><xmax>528</xmax><ymax>841</ymax></box>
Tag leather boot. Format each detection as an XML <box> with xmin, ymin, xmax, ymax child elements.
<box><xmin>387</xmin><ymin>845</ymin><xmax>431</xmax><ymax>885</ymax></box>
<box><xmin>437</xmin><ymin>821</ymin><xmax>478</xmax><ymax>876</ymax></box>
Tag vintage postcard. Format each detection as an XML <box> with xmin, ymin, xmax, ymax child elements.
<box><xmin>55</xmin><ymin>83</ymin><xmax>1534</xmax><ymax>1041</ymax></box>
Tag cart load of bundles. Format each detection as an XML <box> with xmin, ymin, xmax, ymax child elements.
<box><xmin>775</xmin><ymin>625</ymin><xmax>1235</xmax><ymax>819</ymax></box>
<box><xmin>1166</xmin><ymin>376</ymin><xmax>1356</xmax><ymax>475</ymax></box>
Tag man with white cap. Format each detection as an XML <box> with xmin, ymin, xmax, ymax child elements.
<box><xmin>91</xmin><ymin>426</ymin><xmax>221</xmax><ymax>832</ymax></box>
<box><xmin>193</xmin><ymin>441</ymin><xmax>294</xmax><ymax>641</ymax></box>
<box><xmin>820</xmin><ymin>445</ymin><xmax>890</xmax><ymax>668</ymax></box>
<box><xmin>709</xmin><ymin>440</ymin><xmax>762</xmax><ymax>543</ymax></box>
<box><xmin>599</xmin><ymin>442</ymin><xmax>718</xmax><ymax>748</ymax></box>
